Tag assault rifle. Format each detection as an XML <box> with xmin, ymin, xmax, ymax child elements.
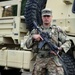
<box><xmin>33</xmin><ymin>21</ymin><xmax>68</xmax><ymax>75</ymax></box>
<box><xmin>33</xmin><ymin>21</ymin><xmax>59</xmax><ymax>55</ymax></box>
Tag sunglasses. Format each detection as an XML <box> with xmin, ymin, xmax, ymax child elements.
<box><xmin>43</xmin><ymin>15</ymin><xmax>51</xmax><ymax>17</ymax></box>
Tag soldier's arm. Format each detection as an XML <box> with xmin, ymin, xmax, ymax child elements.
<box><xmin>58</xmin><ymin>29</ymin><xmax>71</xmax><ymax>53</ymax></box>
<box><xmin>26</xmin><ymin>29</ymin><xmax>37</xmax><ymax>48</ymax></box>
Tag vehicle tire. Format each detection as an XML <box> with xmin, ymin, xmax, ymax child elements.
<box><xmin>24</xmin><ymin>0</ymin><xmax>47</xmax><ymax>31</ymax></box>
<box><xmin>24</xmin><ymin>1</ymin><xmax>38</xmax><ymax>31</ymax></box>
<box><xmin>61</xmin><ymin>53</ymin><xmax>75</xmax><ymax>75</ymax></box>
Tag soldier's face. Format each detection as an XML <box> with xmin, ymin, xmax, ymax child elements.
<box><xmin>42</xmin><ymin>15</ymin><xmax>52</xmax><ymax>26</ymax></box>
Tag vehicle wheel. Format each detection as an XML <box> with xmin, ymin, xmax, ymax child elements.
<box><xmin>24</xmin><ymin>0</ymin><xmax>47</xmax><ymax>31</ymax></box>
<box><xmin>24</xmin><ymin>1</ymin><xmax>38</xmax><ymax>31</ymax></box>
<box><xmin>61</xmin><ymin>54</ymin><xmax>75</xmax><ymax>75</ymax></box>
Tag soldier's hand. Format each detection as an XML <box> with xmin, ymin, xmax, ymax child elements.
<box><xmin>50</xmin><ymin>47</ymin><xmax>63</xmax><ymax>55</ymax></box>
<box><xmin>50</xmin><ymin>51</ymin><xmax>57</xmax><ymax>55</ymax></box>
<box><xmin>58</xmin><ymin>47</ymin><xmax>63</xmax><ymax>52</ymax></box>
<box><xmin>56</xmin><ymin>47</ymin><xmax>63</xmax><ymax>55</ymax></box>
<box><xmin>33</xmin><ymin>34</ymin><xmax>43</xmax><ymax>41</ymax></box>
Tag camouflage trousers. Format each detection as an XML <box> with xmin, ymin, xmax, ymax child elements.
<box><xmin>32</xmin><ymin>56</ymin><xmax>64</xmax><ymax>75</ymax></box>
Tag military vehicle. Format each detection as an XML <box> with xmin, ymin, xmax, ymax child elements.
<box><xmin>0</xmin><ymin>0</ymin><xmax>75</xmax><ymax>75</ymax></box>
<box><xmin>24</xmin><ymin>0</ymin><xmax>75</xmax><ymax>75</ymax></box>
<box><xmin>0</xmin><ymin>0</ymin><xmax>33</xmax><ymax>75</ymax></box>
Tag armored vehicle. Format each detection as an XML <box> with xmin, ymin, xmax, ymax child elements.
<box><xmin>24</xmin><ymin>0</ymin><xmax>75</xmax><ymax>75</ymax></box>
<box><xmin>0</xmin><ymin>0</ymin><xmax>75</xmax><ymax>75</ymax></box>
<box><xmin>0</xmin><ymin>0</ymin><xmax>33</xmax><ymax>75</ymax></box>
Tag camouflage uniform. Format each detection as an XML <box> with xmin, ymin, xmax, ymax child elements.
<box><xmin>26</xmin><ymin>25</ymin><xmax>71</xmax><ymax>75</ymax></box>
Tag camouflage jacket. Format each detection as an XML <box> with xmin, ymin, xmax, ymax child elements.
<box><xmin>26</xmin><ymin>25</ymin><xmax>71</xmax><ymax>53</ymax></box>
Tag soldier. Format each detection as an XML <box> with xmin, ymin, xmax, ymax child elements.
<box><xmin>26</xmin><ymin>8</ymin><xmax>71</xmax><ymax>75</ymax></box>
